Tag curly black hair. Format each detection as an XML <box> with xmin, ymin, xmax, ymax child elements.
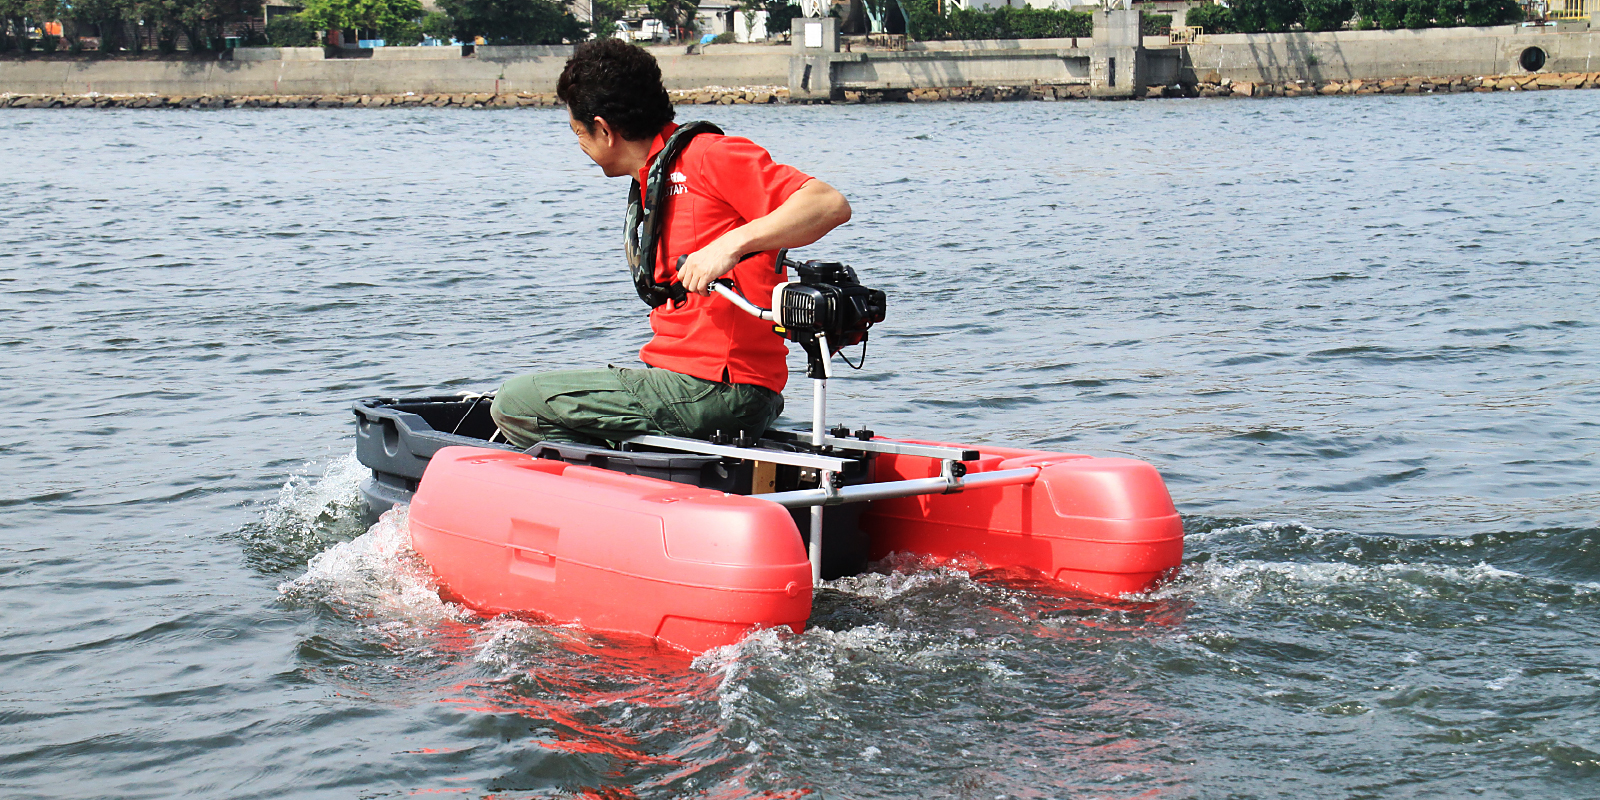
<box><xmin>557</xmin><ymin>39</ymin><xmax>676</xmax><ymax>142</ymax></box>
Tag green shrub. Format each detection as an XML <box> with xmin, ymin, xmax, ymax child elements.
<box><xmin>438</xmin><ymin>0</ymin><xmax>587</xmax><ymax>44</ymax></box>
<box><xmin>1139</xmin><ymin>11</ymin><xmax>1171</xmax><ymax>35</ymax></box>
<box><xmin>1371</xmin><ymin>0</ymin><xmax>1405</xmax><ymax>26</ymax></box>
<box><xmin>946</xmin><ymin>6</ymin><xmax>1090</xmax><ymax>40</ymax></box>
<box><xmin>900</xmin><ymin>0</ymin><xmax>1089</xmax><ymax>40</ymax></box>
<box><xmin>1461</xmin><ymin>0</ymin><xmax>1522</xmax><ymax>24</ymax></box>
<box><xmin>1350</xmin><ymin>0</ymin><xmax>1375</xmax><ymax>27</ymax></box>
<box><xmin>764</xmin><ymin>0</ymin><xmax>802</xmax><ymax>36</ymax></box>
<box><xmin>1228</xmin><ymin>0</ymin><xmax>1303</xmax><ymax>32</ymax></box>
<box><xmin>421</xmin><ymin>10</ymin><xmax>454</xmax><ymax>40</ymax></box>
<box><xmin>1301</xmin><ymin>0</ymin><xmax>1352</xmax><ymax>29</ymax></box>
<box><xmin>302</xmin><ymin>0</ymin><xmax>425</xmax><ymax>39</ymax></box>
<box><xmin>39</xmin><ymin>33</ymin><xmax>59</xmax><ymax>52</ymax></box>
<box><xmin>266</xmin><ymin>15</ymin><xmax>320</xmax><ymax>46</ymax></box>
<box><xmin>384</xmin><ymin>20</ymin><xmax>424</xmax><ymax>45</ymax></box>
<box><xmin>712</xmin><ymin>30</ymin><xmax>736</xmax><ymax>42</ymax></box>
<box><xmin>1185</xmin><ymin>3</ymin><xmax>1234</xmax><ymax>32</ymax></box>
<box><xmin>1402</xmin><ymin>0</ymin><xmax>1431</xmax><ymax>26</ymax></box>
<box><xmin>157</xmin><ymin>31</ymin><xmax>178</xmax><ymax>53</ymax></box>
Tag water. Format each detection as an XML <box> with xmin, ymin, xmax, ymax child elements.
<box><xmin>2</xmin><ymin>93</ymin><xmax>1597</xmax><ymax>798</ymax></box>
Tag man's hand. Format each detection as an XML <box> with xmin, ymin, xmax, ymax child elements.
<box><xmin>673</xmin><ymin>179</ymin><xmax>852</xmax><ymax>297</ymax></box>
<box><xmin>676</xmin><ymin>236</ymin><xmax>744</xmax><ymax>296</ymax></box>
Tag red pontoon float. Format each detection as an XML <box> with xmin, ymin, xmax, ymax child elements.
<box><xmin>354</xmin><ymin>256</ymin><xmax>1184</xmax><ymax>652</ymax></box>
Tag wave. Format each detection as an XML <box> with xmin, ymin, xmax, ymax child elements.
<box><xmin>232</xmin><ymin>450</ymin><xmax>372</xmax><ymax>575</ymax></box>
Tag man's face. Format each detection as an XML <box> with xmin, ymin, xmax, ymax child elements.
<box><xmin>569</xmin><ymin>113</ymin><xmax>628</xmax><ymax>177</ymax></box>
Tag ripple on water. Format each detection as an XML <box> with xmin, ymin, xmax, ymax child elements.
<box><xmin>3</xmin><ymin>98</ymin><xmax>1599</xmax><ymax>799</ymax></box>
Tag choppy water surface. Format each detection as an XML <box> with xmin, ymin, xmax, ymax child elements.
<box><xmin>2</xmin><ymin>94</ymin><xmax>1597</xmax><ymax>799</ymax></box>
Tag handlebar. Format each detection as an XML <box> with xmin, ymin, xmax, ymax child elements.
<box><xmin>671</xmin><ymin>253</ymin><xmax>777</xmax><ymax>321</ymax></box>
<box><xmin>710</xmin><ymin>281</ymin><xmax>773</xmax><ymax>321</ymax></box>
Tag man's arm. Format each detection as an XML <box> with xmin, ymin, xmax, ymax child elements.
<box><xmin>675</xmin><ymin>179</ymin><xmax>852</xmax><ymax>296</ymax></box>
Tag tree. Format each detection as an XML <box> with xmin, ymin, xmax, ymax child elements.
<box><xmin>67</xmin><ymin>0</ymin><xmax>128</xmax><ymax>52</ymax></box>
<box><xmin>419</xmin><ymin>9</ymin><xmax>452</xmax><ymax>39</ymax></box>
<box><xmin>1300</xmin><ymin>0</ymin><xmax>1352</xmax><ymax>30</ymax></box>
<box><xmin>1</xmin><ymin>0</ymin><xmax>62</xmax><ymax>52</ymax></box>
<box><xmin>591</xmin><ymin>0</ymin><xmax>627</xmax><ymax>32</ymax></box>
<box><xmin>300</xmin><ymin>0</ymin><xmax>422</xmax><ymax>37</ymax></box>
<box><xmin>126</xmin><ymin>0</ymin><xmax>262</xmax><ymax>51</ymax></box>
<box><xmin>763</xmin><ymin>0</ymin><xmax>799</xmax><ymax>36</ymax></box>
<box><xmin>1460</xmin><ymin>0</ymin><xmax>1521</xmax><ymax>25</ymax></box>
<box><xmin>1185</xmin><ymin>2</ymin><xmax>1235</xmax><ymax>33</ymax></box>
<box><xmin>1228</xmin><ymin>0</ymin><xmax>1303</xmax><ymax>32</ymax></box>
<box><xmin>646</xmin><ymin>0</ymin><xmax>696</xmax><ymax>39</ymax></box>
<box><xmin>266</xmin><ymin>13</ymin><xmax>321</xmax><ymax>45</ymax></box>
<box><xmin>437</xmin><ymin>0</ymin><xmax>585</xmax><ymax>44</ymax></box>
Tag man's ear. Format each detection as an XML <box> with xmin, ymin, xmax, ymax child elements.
<box><xmin>590</xmin><ymin>116</ymin><xmax>617</xmax><ymax>147</ymax></box>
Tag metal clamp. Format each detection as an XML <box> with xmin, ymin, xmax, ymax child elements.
<box><xmin>941</xmin><ymin>459</ymin><xmax>967</xmax><ymax>493</ymax></box>
<box><xmin>821</xmin><ymin>470</ymin><xmax>842</xmax><ymax>505</ymax></box>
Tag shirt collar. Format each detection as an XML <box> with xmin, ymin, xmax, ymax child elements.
<box><xmin>638</xmin><ymin>122</ymin><xmax>679</xmax><ymax>184</ymax></box>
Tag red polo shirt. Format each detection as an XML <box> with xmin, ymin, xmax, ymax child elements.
<box><xmin>635</xmin><ymin>122</ymin><xmax>814</xmax><ymax>394</ymax></box>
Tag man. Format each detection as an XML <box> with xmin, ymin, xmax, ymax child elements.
<box><xmin>489</xmin><ymin>39</ymin><xmax>852</xmax><ymax>449</ymax></box>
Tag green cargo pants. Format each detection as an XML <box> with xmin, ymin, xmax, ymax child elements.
<box><xmin>488</xmin><ymin>366</ymin><xmax>784</xmax><ymax>449</ymax></box>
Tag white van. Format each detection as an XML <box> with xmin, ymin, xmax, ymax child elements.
<box><xmin>612</xmin><ymin>18</ymin><xmax>670</xmax><ymax>42</ymax></box>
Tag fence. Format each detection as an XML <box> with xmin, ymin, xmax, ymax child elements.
<box><xmin>1548</xmin><ymin>0</ymin><xmax>1588</xmax><ymax>18</ymax></box>
<box><xmin>1169</xmin><ymin>25</ymin><xmax>1204</xmax><ymax>44</ymax></box>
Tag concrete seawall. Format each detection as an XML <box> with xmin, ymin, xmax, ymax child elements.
<box><xmin>0</xmin><ymin>44</ymin><xmax>789</xmax><ymax>97</ymax></box>
<box><xmin>1</xmin><ymin>23</ymin><xmax>1596</xmax><ymax>101</ymax></box>
<box><xmin>1183</xmin><ymin>24</ymin><xmax>1600</xmax><ymax>84</ymax></box>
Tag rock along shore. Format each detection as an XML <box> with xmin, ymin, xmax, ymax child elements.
<box><xmin>4</xmin><ymin>73</ymin><xmax>1598</xmax><ymax>109</ymax></box>
<box><xmin>0</xmin><ymin>88</ymin><xmax>788</xmax><ymax>109</ymax></box>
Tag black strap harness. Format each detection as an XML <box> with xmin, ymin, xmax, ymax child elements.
<box><xmin>624</xmin><ymin>120</ymin><xmax>724</xmax><ymax>309</ymax></box>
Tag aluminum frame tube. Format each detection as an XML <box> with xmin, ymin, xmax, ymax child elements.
<box><xmin>754</xmin><ymin>467</ymin><xmax>1042</xmax><ymax>509</ymax></box>
<box><xmin>809</xmin><ymin>376</ymin><xmax>827</xmax><ymax>581</ymax></box>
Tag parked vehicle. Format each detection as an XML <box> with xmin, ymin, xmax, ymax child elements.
<box><xmin>612</xmin><ymin>18</ymin><xmax>670</xmax><ymax>42</ymax></box>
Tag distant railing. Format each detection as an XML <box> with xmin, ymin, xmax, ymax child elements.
<box><xmin>1169</xmin><ymin>25</ymin><xmax>1204</xmax><ymax>44</ymax></box>
<box><xmin>865</xmin><ymin>32</ymin><xmax>907</xmax><ymax>51</ymax></box>
<box><xmin>1548</xmin><ymin>0</ymin><xmax>1587</xmax><ymax>18</ymax></box>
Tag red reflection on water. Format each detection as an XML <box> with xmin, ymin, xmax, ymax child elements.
<box><xmin>416</xmin><ymin>626</ymin><xmax>763</xmax><ymax>796</ymax></box>
<box><xmin>401</xmin><ymin>566</ymin><xmax>1192</xmax><ymax>799</ymax></box>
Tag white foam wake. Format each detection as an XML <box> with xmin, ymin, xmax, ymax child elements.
<box><xmin>260</xmin><ymin>449</ymin><xmax>370</xmax><ymax>541</ymax></box>
<box><xmin>277</xmin><ymin>506</ymin><xmax>470</xmax><ymax>628</ymax></box>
